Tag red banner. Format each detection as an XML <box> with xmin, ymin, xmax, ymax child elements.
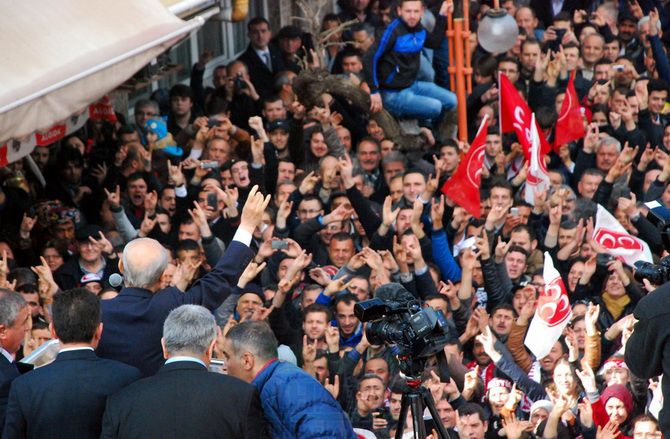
<box><xmin>499</xmin><ymin>74</ymin><xmax>551</xmax><ymax>158</ymax></box>
<box><xmin>441</xmin><ymin>118</ymin><xmax>489</xmax><ymax>219</ymax></box>
<box><xmin>554</xmin><ymin>72</ymin><xmax>586</xmax><ymax>150</ymax></box>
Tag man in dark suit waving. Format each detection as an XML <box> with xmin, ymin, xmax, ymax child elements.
<box><xmin>96</xmin><ymin>185</ymin><xmax>270</xmax><ymax>376</ymax></box>
<box><xmin>3</xmin><ymin>288</ymin><xmax>141</xmax><ymax>439</ymax></box>
<box><xmin>101</xmin><ymin>304</ymin><xmax>266</xmax><ymax>438</ymax></box>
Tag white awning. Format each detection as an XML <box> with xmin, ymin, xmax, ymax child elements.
<box><xmin>0</xmin><ymin>0</ymin><xmax>205</xmax><ymax>146</ymax></box>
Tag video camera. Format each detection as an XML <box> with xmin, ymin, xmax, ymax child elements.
<box><xmin>634</xmin><ymin>255</ymin><xmax>670</xmax><ymax>286</ymax></box>
<box><xmin>354</xmin><ymin>284</ymin><xmax>458</xmax><ymax>379</ymax></box>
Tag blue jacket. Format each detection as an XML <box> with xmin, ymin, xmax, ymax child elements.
<box><xmin>364</xmin><ymin>16</ymin><xmax>447</xmax><ymax>93</ymax></box>
<box><xmin>252</xmin><ymin>359</ymin><xmax>356</xmax><ymax>439</ymax></box>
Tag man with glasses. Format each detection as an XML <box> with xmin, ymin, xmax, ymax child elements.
<box><xmin>133</xmin><ymin>100</ymin><xmax>160</xmax><ymax>137</ymax></box>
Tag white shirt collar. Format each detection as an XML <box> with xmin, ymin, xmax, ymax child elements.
<box><xmin>0</xmin><ymin>347</ymin><xmax>13</xmax><ymax>363</ymax></box>
<box><xmin>59</xmin><ymin>347</ymin><xmax>94</xmax><ymax>353</ymax></box>
<box><xmin>165</xmin><ymin>356</ymin><xmax>206</xmax><ymax>368</ymax></box>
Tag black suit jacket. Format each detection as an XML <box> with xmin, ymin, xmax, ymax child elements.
<box><xmin>237</xmin><ymin>43</ymin><xmax>286</xmax><ymax>100</ymax></box>
<box><xmin>530</xmin><ymin>0</ymin><xmax>583</xmax><ymax>28</ymax></box>
<box><xmin>0</xmin><ymin>355</ymin><xmax>32</xmax><ymax>430</ymax></box>
<box><xmin>96</xmin><ymin>240</ymin><xmax>254</xmax><ymax>376</ymax></box>
<box><xmin>2</xmin><ymin>349</ymin><xmax>140</xmax><ymax>439</ymax></box>
<box><xmin>101</xmin><ymin>361</ymin><xmax>266</xmax><ymax>438</ymax></box>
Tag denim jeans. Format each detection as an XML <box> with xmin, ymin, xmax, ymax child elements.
<box><xmin>380</xmin><ymin>81</ymin><xmax>457</xmax><ymax>121</ymax></box>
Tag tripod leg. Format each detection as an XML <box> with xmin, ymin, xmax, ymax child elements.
<box><xmin>395</xmin><ymin>394</ymin><xmax>411</xmax><ymax>439</ymax></box>
<box><xmin>422</xmin><ymin>390</ymin><xmax>452</xmax><ymax>439</ymax></box>
<box><xmin>409</xmin><ymin>394</ymin><xmax>427</xmax><ymax>439</ymax></box>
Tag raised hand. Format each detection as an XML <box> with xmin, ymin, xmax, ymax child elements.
<box><xmin>90</xmin><ymin>231</ymin><xmax>114</xmax><ymax>255</ymax></box>
<box><xmin>299</xmin><ymin>171</ymin><xmax>321</xmax><ymax>195</ymax></box>
<box><xmin>494</xmin><ymin>236</ymin><xmax>511</xmax><ymax>263</ymax></box>
<box><xmin>324</xmin><ymin>375</ymin><xmax>340</xmax><ymax>399</ymax></box>
<box><xmin>382</xmin><ymin>195</ymin><xmax>400</xmax><ymax>228</ymax></box>
<box><xmin>575</xmin><ymin>361</ymin><xmax>598</xmax><ymax>393</ymax></box>
<box><xmin>302</xmin><ymin>335</ymin><xmax>318</xmax><ymax>364</ymax></box>
<box><xmin>284</xmin><ymin>250</ymin><xmax>312</xmax><ymax>282</ymax></box>
<box><xmin>431</xmin><ymin>195</ymin><xmax>445</xmax><ymax>229</ymax></box>
<box><xmin>90</xmin><ymin>162</ymin><xmax>108</xmax><ymax>185</ymax></box>
<box><xmin>309</xmin><ymin>267</ymin><xmax>331</xmax><ymax>286</ymax></box>
<box><xmin>596</xmin><ymin>421</ymin><xmax>622</xmax><ymax>439</ymax></box>
<box><xmin>31</xmin><ymin>256</ymin><xmax>58</xmax><ymax>303</ymax></box>
<box><xmin>138</xmin><ymin>213</ymin><xmax>157</xmax><ymax>237</ymax></box>
<box><xmin>337</xmin><ymin>153</ymin><xmax>355</xmax><ymax>189</ymax></box>
<box><xmin>324</xmin><ymin>277</ymin><xmax>354</xmax><ymax>297</ymax></box>
<box><xmin>104</xmin><ymin>185</ymin><xmax>122</xmax><ymax>210</ymax></box>
<box><xmin>475</xmin><ymin>230</ymin><xmax>491</xmax><ymax>260</ymax></box>
<box><xmin>578</xmin><ymin>397</ymin><xmax>594</xmax><ymax>428</ymax></box>
<box><xmin>239</xmin><ymin>185</ymin><xmax>271</xmax><ymax>235</ymax></box>
<box><xmin>325</xmin><ymin>325</ymin><xmax>340</xmax><ymax>353</ymax></box>
<box><xmin>171</xmin><ymin>259</ymin><xmax>202</xmax><ymax>290</ymax></box>
<box><xmin>238</xmin><ymin>261</ymin><xmax>267</xmax><ymax>289</ymax></box>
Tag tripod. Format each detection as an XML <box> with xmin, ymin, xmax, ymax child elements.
<box><xmin>394</xmin><ymin>379</ymin><xmax>451</xmax><ymax>439</ymax></box>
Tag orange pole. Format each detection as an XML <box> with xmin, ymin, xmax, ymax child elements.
<box><xmin>447</xmin><ymin>12</ymin><xmax>455</xmax><ymax>90</ymax></box>
<box><xmin>463</xmin><ymin>0</ymin><xmax>472</xmax><ymax>94</ymax></box>
<box><xmin>454</xmin><ymin>18</ymin><xmax>468</xmax><ymax>142</ymax></box>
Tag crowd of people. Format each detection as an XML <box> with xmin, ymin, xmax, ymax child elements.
<box><xmin>1</xmin><ymin>0</ymin><xmax>670</xmax><ymax>437</ymax></box>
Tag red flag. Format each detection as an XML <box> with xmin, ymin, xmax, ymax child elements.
<box><xmin>441</xmin><ymin>117</ymin><xmax>489</xmax><ymax>219</ymax></box>
<box><xmin>554</xmin><ymin>72</ymin><xmax>586</xmax><ymax>150</ymax></box>
<box><xmin>499</xmin><ymin>74</ymin><xmax>551</xmax><ymax>158</ymax></box>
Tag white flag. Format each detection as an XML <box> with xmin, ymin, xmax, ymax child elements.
<box><xmin>592</xmin><ymin>204</ymin><xmax>653</xmax><ymax>267</ymax></box>
<box><xmin>525</xmin><ymin>252</ymin><xmax>572</xmax><ymax>359</ymax></box>
<box><xmin>524</xmin><ymin>113</ymin><xmax>551</xmax><ymax>205</ymax></box>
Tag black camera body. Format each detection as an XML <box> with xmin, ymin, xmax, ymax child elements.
<box><xmin>355</xmin><ymin>292</ymin><xmax>458</xmax><ymax>378</ymax></box>
<box><xmin>634</xmin><ymin>256</ymin><xmax>670</xmax><ymax>286</ymax></box>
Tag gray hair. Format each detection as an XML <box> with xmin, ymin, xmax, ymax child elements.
<box><xmin>134</xmin><ymin>99</ymin><xmax>159</xmax><ymax>114</ymax></box>
<box><xmin>0</xmin><ymin>289</ymin><xmax>26</xmax><ymax>327</ymax></box>
<box><xmin>226</xmin><ymin>321</ymin><xmax>278</xmax><ymax>362</ymax></box>
<box><xmin>597</xmin><ymin>135</ymin><xmax>621</xmax><ymax>154</ymax></box>
<box><xmin>163</xmin><ymin>305</ymin><xmax>217</xmax><ymax>356</ymax></box>
<box><xmin>381</xmin><ymin>150</ymin><xmax>407</xmax><ymax>169</ymax></box>
<box><xmin>122</xmin><ymin>238</ymin><xmax>168</xmax><ymax>289</ymax></box>
<box><xmin>638</xmin><ymin>16</ymin><xmax>662</xmax><ymax>33</ymax></box>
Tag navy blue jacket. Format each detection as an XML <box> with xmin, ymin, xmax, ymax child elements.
<box><xmin>2</xmin><ymin>349</ymin><xmax>140</xmax><ymax>439</ymax></box>
<box><xmin>364</xmin><ymin>16</ymin><xmax>447</xmax><ymax>93</ymax></box>
<box><xmin>0</xmin><ymin>355</ymin><xmax>31</xmax><ymax>431</ymax></box>
<box><xmin>101</xmin><ymin>360</ymin><xmax>265</xmax><ymax>438</ymax></box>
<box><xmin>252</xmin><ymin>359</ymin><xmax>356</xmax><ymax>439</ymax></box>
<box><xmin>97</xmin><ymin>240</ymin><xmax>254</xmax><ymax>376</ymax></box>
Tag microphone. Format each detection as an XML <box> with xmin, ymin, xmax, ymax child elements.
<box><xmin>108</xmin><ymin>273</ymin><xmax>124</xmax><ymax>288</ymax></box>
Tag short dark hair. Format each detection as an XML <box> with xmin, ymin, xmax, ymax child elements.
<box><xmin>176</xmin><ymin>239</ymin><xmax>200</xmax><ymax>253</ymax></box>
<box><xmin>333</xmin><ymin>292</ymin><xmax>358</xmax><ymax>309</ymax></box>
<box><xmin>330</xmin><ymin>232</ymin><xmax>354</xmax><ymax>245</ymax></box>
<box><xmin>303</xmin><ymin>303</ymin><xmax>332</xmax><ymax>321</ymax></box>
<box><xmin>506</xmin><ymin>245</ymin><xmax>529</xmax><ymax>260</ymax></box>
<box><xmin>511</xmin><ymin>224</ymin><xmax>536</xmax><ymax>241</ymax></box>
<box><xmin>52</xmin><ymin>288</ymin><xmax>100</xmax><ymax>344</ymax></box>
<box><xmin>169</xmin><ymin>84</ymin><xmax>194</xmax><ymax>101</ymax></box>
<box><xmin>247</xmin><ymin>17</ymin><xmax>270</xmax><ymax>31</ymax></box>
<box><xmin>648</xmin><ymin>79</ymin><xmax>670</xmax><ymax>95</ymax></box>
<box><xmin>489</xmin><ymin>177</ymin><xmax>513</xmax><ymax>196</ymax></box>
<box><xmin>458</xmin><ymin>403</ymin><xmax>487</xmax><ymax>422</ymax></box>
